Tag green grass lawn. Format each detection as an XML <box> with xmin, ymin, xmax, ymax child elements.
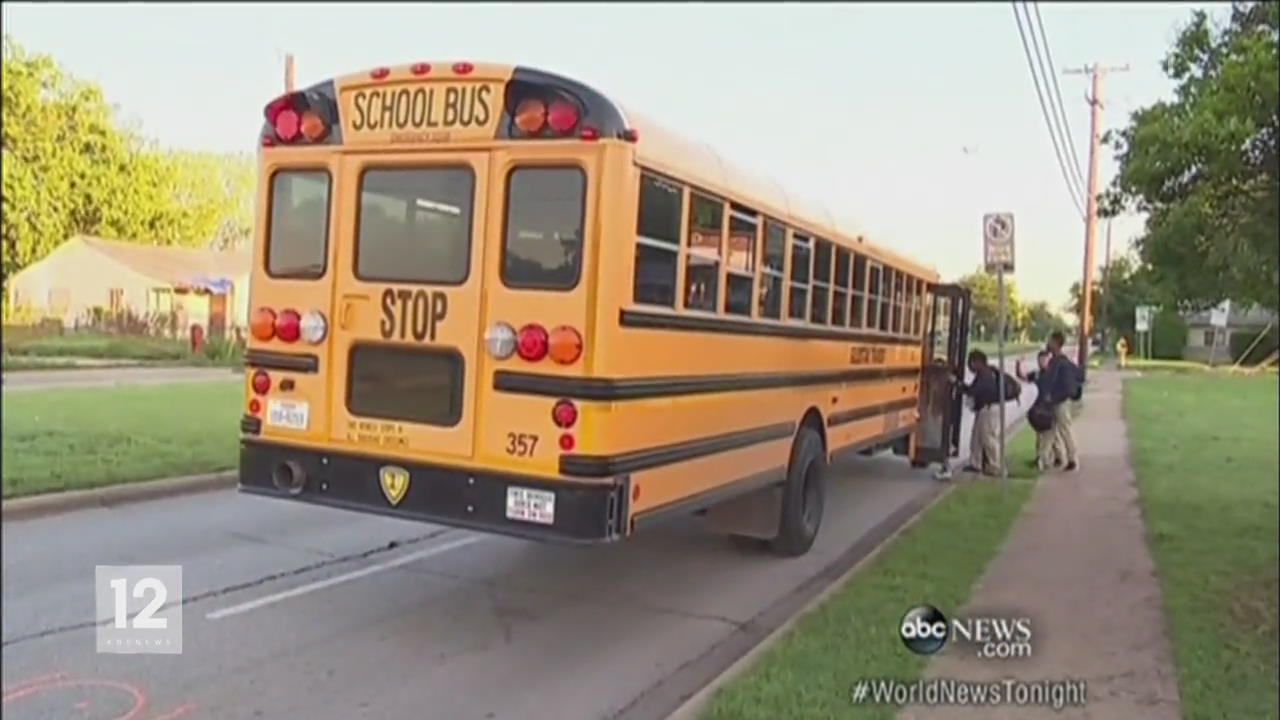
<box><xmin>702</xmin><ymin>426</ymin><xmax>1040</xmax><ymax>720</ymax></box>
<box><xmin>2</xmin><ymin>381</ymin><xmax>242</xmax><ymax>498</ymax></box>
<box><xmin>1125</xmin><ymin>374</ymin><xmax>1279</xmax><ymax>720</ymax></box>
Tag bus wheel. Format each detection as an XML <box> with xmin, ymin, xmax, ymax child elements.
<box><xmin>770</xmin><ymin>426</ymin><xmax>827</xmax><ymax>557</ymax></box>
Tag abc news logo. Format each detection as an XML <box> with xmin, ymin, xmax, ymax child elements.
<box><xmin>899</xmin><ymin>605</ymin><xmax>1033</xmax><ymax>658</ymax></box>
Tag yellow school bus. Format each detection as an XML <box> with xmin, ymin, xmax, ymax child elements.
<box><xmin>238</xmin><ymin>61</ymin><xmax>972</xmax><ymax>556</ymax></box>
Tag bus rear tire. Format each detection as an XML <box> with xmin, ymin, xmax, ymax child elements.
<box><xmin>769</xmin><ymin>426</ymin><xmax>827</xmax><ymax>557</ymax></box>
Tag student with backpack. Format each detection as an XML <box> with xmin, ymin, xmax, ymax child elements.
<box><xmin>955</xmin><ymin>349</ymin><xmax>1018</xmax><ymax>476</ymax></box>
<box><xmin>1044</xmin><ymin>331</ymin><xmax>1083</xmax><ymax>471</ymax></box>
<box><xmin>1017</xmin><ymin>350</ymin><xmax>1066</xmax><ymax>471</ymax></box>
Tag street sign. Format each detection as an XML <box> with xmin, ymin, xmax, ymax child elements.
<box><xmin>982</xmin><ymin>213</ymin><xmax>1015</xmax><ymax>273</ymax></box>
<box><xmin>1209</xmin><ymin>300</ymin><xmax>1230</xmax><ymax>328</ymax></box>
<box><xmin>1135</xmin><ymin>305</ymin><xmax>1153</xmax><ymax>332</ymax></box>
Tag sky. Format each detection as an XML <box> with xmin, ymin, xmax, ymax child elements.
<box><xmin>3</xmin><ymin>2</ymin><xmax>1225</xmax><ymax>310</ymax></box>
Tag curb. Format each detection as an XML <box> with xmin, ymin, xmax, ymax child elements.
<box><xmin>659</xmin><ymin>411</ymin><xmax>1031</xmax><ymax>720</ymax></box>
<box><xmin>2</xmin><ymin>471</ymin><xmax>237</xmax><ymax>521</ymax></box>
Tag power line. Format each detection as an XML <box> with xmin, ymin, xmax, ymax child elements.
<box><xmin>1030</xmin><ymin>2</ymin><xmax>1088</xmax><ymax>192</ymax></box>
<box><xmin>1012</xmin><ymin>1</ymin><xmax>1085</xmax><ymax>218</ymax></box>
<box><xmin>1024</xmin><ymin>4</ymin><xmax>1088</xmax><ymax>203</ymax></box>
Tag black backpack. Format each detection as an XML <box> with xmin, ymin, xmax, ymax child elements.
<box><xmin>1001</xmin><ymin>371</ymin><xmax>1022</xmax><ymax>403</ymax></box>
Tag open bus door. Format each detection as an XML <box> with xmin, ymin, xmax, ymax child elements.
<box><xmin>912</xmin><ymin>284</ymin><xmax>971</xmax><ymax>466</ymax></box>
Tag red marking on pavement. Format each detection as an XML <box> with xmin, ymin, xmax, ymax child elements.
<box><xmin>150</xmin><ymin>703</ymin><xmax>197</xmax><ymax>720</ymax></box>
<box><xmin>1</xmin><ymin>674</ymin><xmax>197</xmax><ymax>719</ymax></box>
<box><xmin>2</xmin><ymin>673</ymin><xmax>69</xmax><ymax>699</ymax></box>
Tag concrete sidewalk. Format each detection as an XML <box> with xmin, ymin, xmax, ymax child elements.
<box><xmin>899</xmin><ymin>369</ymin><xmax>1183</xmax><ymax>720</ymax></box>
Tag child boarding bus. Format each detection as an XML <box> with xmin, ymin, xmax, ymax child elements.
<box><xmin>239</xmin><ymin>61</ymin><xmax>972</xmax><ymax>556</ymax></box>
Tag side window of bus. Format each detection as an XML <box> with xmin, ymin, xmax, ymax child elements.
<box><xmin>758</xmin><ymin>221</ymin><xmax>786</xmax><ymax>319</ymax></box>
<box><xmin>502</xmin><ymin>167</ymin><xmax>586</xmax><ymax>290</ymax></box>
<box><xmin>685</xmin><ymin>192</ymin><xmax>723</xmax><ymax>312</ymax></box>
<box><xmin>891</xmin><ymin>269</ymin><xmax>904</xmax><ymax>334</ymax></box>
<box><xmin>725</xmin><ymin>204</ymin><xmax>758</xmax><ymax>316</ymax></box>
<box><xmin>879</xmin><ymin>267</ymin><xmax>894</xmax><ymax>332</ymax></box>
<box><xmin>833</xmin><ymin>247</ymin><xmax>850</xmax><ymax>326</ymax></box>
<box><xmin>788</xmin><ymin>233</ymin><xmax>811</xmax><ymax>321</ymax></box>
<box><xmin>356</xmin><ymin>167</ymin><xmax>474</xmax><ymax>284</ymax></box>
<box><xmin>634</xmin><ymin>173</ymin><xmax>682</xmax><ymax>307</ymax></box>
<box><xmin>907</xmin><ymin>277</ymin><xmax>921</xmax><ymax>335</ymax></box>
<box><xmin>811</xmin><ymin>238</ymin><xmax>832</xmax><ymax>324</ymax></box>
<box><xmin>850</xmin><ymin>253</ymin><xmax>867</xmax><ymax>329</ymax></box>
<box><xmin>267</xmin><ymin>170</ymin><xmax>331</xmax><ymax>279</ymax></box>
<box><xmin>866</xmin><ymin>262</ymin><xmax>882</xmax><ymax>331</ymax></box>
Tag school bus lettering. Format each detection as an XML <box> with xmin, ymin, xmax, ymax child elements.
<box><xmin>850</xmin><ymin>346</ymin><xmax>887</xmax><ymax>365</ymax></box>
<box><xmin>379</xmin><ymin>288</ymin><xmax>448</xmax><ymax>342</ymax></box>
<box><xmin>350</xmin><ymin>85</ymin><xmax>492</xmax><ymax>132</ymax></box>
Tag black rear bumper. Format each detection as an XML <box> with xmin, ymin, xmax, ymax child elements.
<box><xmin>238</xmin><ymin>439</ymin><xmax>630</xmax><ymax>544</ymax></box>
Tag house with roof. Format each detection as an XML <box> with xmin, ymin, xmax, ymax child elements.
<box><xmin>1181</xmin><ymin>301</ymin><xmax>1277</xmax><ymax>364</ymax></box>
<box><xmin>6</xmin><ymin>236</ymin><xmax>252</xmax><ymax>337</ymax></box>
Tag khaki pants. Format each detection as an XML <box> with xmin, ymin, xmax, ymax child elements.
<box><xmin>968</xmin><ymin>405</ymin><xmax>1001</xmax><ymax>473</ymax></box>
<box><xmin>1052</xmin><ymin>402</ymin><xmax>1077</xmax><ymax>463</ymax></box>
<box><xmin>1036</xmin><ymin>428</ymin><xmax>1066</xmax><ymax>468</ymax></box>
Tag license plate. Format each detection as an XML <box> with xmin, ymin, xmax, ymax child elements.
<box><xmin>266</xmin><ymin>399</ymin><xmax>309</xmax><ymax>431</ymax></box>
<box><xmin>505</xmin><ymin>486</ymin><xmax>555</xmax><ymax>525</ymax></box>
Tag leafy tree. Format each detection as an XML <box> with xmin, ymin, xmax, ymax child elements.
<box><xmin>1067</xmin><ymin>255</ymin><xmax>1157</xmax><ymax>344</ymax></box>
<box><xmin>1101</xmin><ymin>2</ymin><xmax>1279</xmax><ymax>312</ymax></box>
<box><xmin>1</xmin><ymin>36</ymin><xmax>257</xmax><ymax>291</ymax></box>
<box><xmin>956</xmin><ymin>269</ymin><xmax>1028</xmax><ymax>341</ymax></box>
<box><xmin>1024</xmin><ymin>300</ymin><xmax>1069</xmax><ymax>342</ymax></box>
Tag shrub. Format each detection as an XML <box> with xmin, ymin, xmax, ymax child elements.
<box><xmin>1151</xmin><ymin>309</ymin><xmax>1188</xmax><ymax>360</ymax></box>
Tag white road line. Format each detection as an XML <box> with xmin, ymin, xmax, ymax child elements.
<box><xmin>205</xmin><ymin>535</ymin><xmax>482</xmax><ymax>620</ymax></box>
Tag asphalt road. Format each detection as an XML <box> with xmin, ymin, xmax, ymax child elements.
<box><xmin>2</xmin><ymin>367</ymin><xmax>240</xmax><ymax>392</ymax></box>
<box><xmin>2</xmin><ymin>361</ymin><xmax>1039</xmax><ymax>720</ymax></box>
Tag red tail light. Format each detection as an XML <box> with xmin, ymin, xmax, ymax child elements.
<box><xmin>516</xmin><ymin>324</ymin><xmax>549</xmax><ymax>361</ymax></box>
<box><xmin>558</xmin><ymin>433</ymin><xmax>576</xmax><ymax>451</ymax></box>
<box><xmin>580</xmin><ymin>126</ymin><xmax>600</xmax><ymax>141</ymax></box>
<box><xmin>452</xmin><ymin>61</ymin><xmax>474</xmax><ymax>75</ymax></box>
<box><xmin>546</xmin><ymin>100</ymin><xmax>579</xmax><ymax>135</ymax></box>
<box><xmin>275</xmin><ymin>309</ymin><xmax>302</xmax><ymax>343</ymax></box>
<box><xmin>251</xmin><ymin>307</ymin><xmax>276</xmax><ymax>341</ymax></box>
<box><xmin>274</xmin><ymin>108</ymin><xmax>301</xmax><ymax>142</ymax></box>
<box><xmin>251</xmin><ymin>370</ymin><xmax>271</xmax><ymax>395</ymax></box>
<box><xmin>552</xmin><ymin>400</ymin><xmax>578</xmax><ymax>429</ymax></box>
<box><xmin>411</xmin><ymin>62</ymin><xmax>432</xmax><ymax>75</ymax></box>
<box><xmin>370</xmin><ymin>67</ymin><xmax>390</xmax><ymax>79</ymax></box>
<box><xmin>249</xmin><ymin>398</ymin><xmax>262</xmax><ymax>414</ymax></box>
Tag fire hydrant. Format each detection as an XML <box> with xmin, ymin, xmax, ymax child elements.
<box><xmin>190</xmin><ymin>323</ymin><xmax>205</xmax><ymax>354</ymax></box>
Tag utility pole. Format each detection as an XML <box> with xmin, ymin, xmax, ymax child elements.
<box><xmin>285</xmin><ymin>53</ymin><xmax>296</xmax><ymax>93</ymax></box>
<box><xmin>1064</xmin><ymin>63</ymin><xmax>1128</xmax><ymax>368</ymax></box>
<box><xmin>1100</xmin><ymin>218</ymin><xmax>1113</xmax><ymax>353</ymax></box>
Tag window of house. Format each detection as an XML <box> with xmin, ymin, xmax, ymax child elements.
<box><xmin>788</xmin><ymin>233</ymin><xmax>811</xmax><ymax>321</ymax></box>
<box><xmin>685</xmin><ymin>192</ymin><xmax>724</xmax><ymax>312</ymax></box>
<box><xmin>108</xmin><ymin>288</ymin><xmax>124</xmax><ymax>313</ymax></box>
<box><xmin>724</xmin><ymin>204</ymin><xmax>758</xmax><ymax>316</ymax></box>
<box><xmin>850</xmin><ymin>254</ymin><xmax>867</xmax><ymax>329</ymax></box>
<box><xmin>633</xmin><ymin>173</ymin><xmax>683</xmax><ymax>307</ymax></box>
<box><xmin>832</xmin><ymin>247</ymin><xmax>850</xmax><ymax>326</ymax></box>
<box><xmin>758</xmin><ymin>220</ymin><xmax>786</xmax><ymax>320</ymax></box>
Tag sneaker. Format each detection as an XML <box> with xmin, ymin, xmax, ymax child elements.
<box><xmin>1035</xmin><ymin>460</ymin><xmax>1048</xmax><ymax>472</ymax></box>
<box><xmin>1054</xmin><ymin>458</ymin><xmax>1065</xmax><ymax>468</ymax></box>
<box><xmin>1064</xmin><ymin>461</ymin><xmax>1079</xmax><ymax>472</ymax></box>
<box><xmin>961</xmin><ymin>465</ymin><xmax>982</xmax><ymax>473</ymax></box>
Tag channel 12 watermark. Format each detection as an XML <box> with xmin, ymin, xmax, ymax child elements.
<box><xmin>899</xmin><ymin>604</ymin><xmax>1032</xmax><ymax>659</ymax></box>
<box><xmin>95</xmin><ymin>565</ymin><xmax>182</xmax><ymax>654</ymax></box>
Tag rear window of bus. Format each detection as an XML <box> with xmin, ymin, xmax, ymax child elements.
<box><xmin>267</xmin><ymin>170</ymin><xmax>331</xmax><ymax>279</ymax></box>
<box><xmin>356</xmin><ymin>167</ymin><xmax>475</xmax><ymax>285</ymax></box>
<box><xmin>502</xmin><ymin>167</ymin><xmax>586</xmax><ymax>290</ymax></box>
